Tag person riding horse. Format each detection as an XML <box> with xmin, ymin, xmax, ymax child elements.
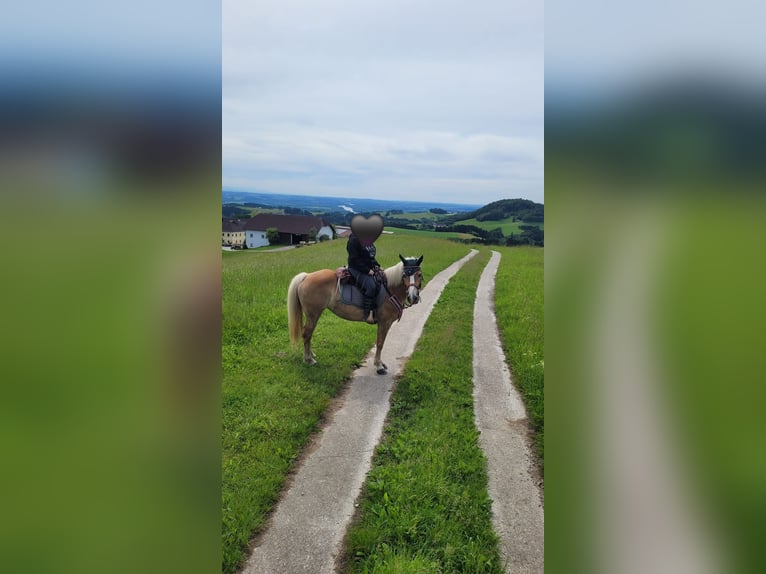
<box><xmin>346</xmin><ymin>232</ymin><xmax>382</xmax><ymax>324</ymax></box>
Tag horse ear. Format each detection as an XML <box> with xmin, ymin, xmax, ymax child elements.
<box><xmin>399</xmin><ymin>254</ymin><xmax>406</xmax><ymax>264</ymax></box>
<box><xmin>416</xmin><ymin>255</ymin><xmax>423</xmax><ymax>265</ymax></box>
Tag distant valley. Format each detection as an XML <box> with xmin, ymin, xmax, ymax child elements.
<box><xmin>222</xmin><ymin>191</ymin><xmax>543</xmax><ymax>246</ymax></box>
<box><xmin>222</xmin><ymin>190</ymin><xmax>481</xmax><ymax>215</ymax></box>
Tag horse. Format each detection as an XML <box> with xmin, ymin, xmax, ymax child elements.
<box><xmin>287</xmin><ymin>255</ymin><xmax>424</xmax><ymax>375</ymax></box>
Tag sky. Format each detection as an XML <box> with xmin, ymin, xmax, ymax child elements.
<box><xmin>545</xmin><ymin>0</ymin><xmax>766</xmax><ymax>104</ymax></box>
<box><xmin>223</xmin><ymin>0</ymin><xmax>543</xmax><ymax>206</ymax></box>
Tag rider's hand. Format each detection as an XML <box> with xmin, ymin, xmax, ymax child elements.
<box><xmin>368</xmin><ymin>269</ymin><xmax>374</xmax><ymax>276</ymax></box>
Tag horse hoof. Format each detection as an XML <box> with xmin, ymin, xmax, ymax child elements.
<box><xmin>306</xmin><ymin>358</ymin><xmax>317</xmax><ymax>366</ymax></box>
<box><xmin>376</xmin><ymin>366</ymin><xmax>387</xmax><ymax>375</ymax></box>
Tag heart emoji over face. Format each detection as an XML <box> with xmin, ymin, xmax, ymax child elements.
<box><xmin>350</xmin><ymin>214</ymin><xmax>384</xmax><ymax>243</ymax></box>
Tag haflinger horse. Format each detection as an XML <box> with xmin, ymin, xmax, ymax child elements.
<box><xmin>288</xmin><ymin>255</ymin><xmax>424</xmax><ymax>375</ymax></box>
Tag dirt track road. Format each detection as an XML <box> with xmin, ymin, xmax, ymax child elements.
<box><xmin>241</xmin><ymin>248</ymin><xmax>544</xmax><ymax>573</ymax></box>
<box><xmin>242</xmin><ymin>250</ymin><xmax>478</xmax><ymax>574</ymax></box>
<box><xmin>473</xmin><ymin>251</ymin><xmax>544</xmax><ymax>573</ymax></box>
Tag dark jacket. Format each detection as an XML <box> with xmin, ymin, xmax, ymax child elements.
<box><xmin>347</xmin><ymin>234</ymin><xmax>379</xmax><ymax>273</ymax></box>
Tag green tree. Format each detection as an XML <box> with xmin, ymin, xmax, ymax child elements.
<box><xmin>266</xmin><ymin>227</ymin><xmax>279</xmax><ymax>244</ymax></box>
<box><xmin>308</xmin><ymin>227</ymin><xmax>318</xmax><ymax>242</ymax></box>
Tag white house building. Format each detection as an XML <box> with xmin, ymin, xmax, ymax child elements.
<box><xmin>244</xmin><ymin>214</ymin><xmax>333</xmax><ymax>248</ymax></box>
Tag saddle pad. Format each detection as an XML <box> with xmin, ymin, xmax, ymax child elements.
<box><xmin>340</xmin><ymin>283</ymin><xmax>387</xmax><ymax>310</ymax></box>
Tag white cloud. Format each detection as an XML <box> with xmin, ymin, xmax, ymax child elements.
<box><xmin>223</xmin><ymin>0</ymin><xmax>543</xmax><ymax>204</ymax></box>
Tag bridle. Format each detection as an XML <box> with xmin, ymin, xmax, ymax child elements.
<box><xmin>401</xmin><ymin>264</ymin><xmax>422</xmax><ymax>308</ymax></box>
<box><xmin>375</xmin><ymin>259</ymin><xmax>423</xmax><ymax>322</ymax></box>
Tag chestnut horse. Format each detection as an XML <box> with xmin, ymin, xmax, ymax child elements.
<box><xmin>288</xmin><ymin>255</ymin><xmax>423</xmax><ymax>374</ymax></box>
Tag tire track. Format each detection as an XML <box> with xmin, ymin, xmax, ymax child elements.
<box><xmin>473</xmin><ymin>250</ymin><xmax>544</xmax><ymax>573</ymax></box>
<box><xmin>241</xmin><ymin>249</ymin><xmax>478</xmax><ymax>574</ymax></box>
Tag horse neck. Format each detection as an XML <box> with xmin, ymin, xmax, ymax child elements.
<box><xmin>383</xmin><ymin>264</ymin><xmax>407</xmax><ymax>301</ymax></box>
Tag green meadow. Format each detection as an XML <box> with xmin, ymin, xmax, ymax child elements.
<box><xmin>386</xmin><ymin>226</ymin><xmax>476</xmax><ymax>240</ymax></box>
<box><xmin>456</xmin><ymin>217</ymin><xmax>544</xmax><ymax>236</ymax></box>
<box><xmin>222</xmin><ymin>237</ymin><xmax>544</xmax><ymax>573</ymax></box>
<box><xmin>222</xmin><ymin>235</ymin><xmax>472</xmax><ymax>574</ymax></box>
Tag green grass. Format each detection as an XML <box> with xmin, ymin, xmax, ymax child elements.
<box><xmin>345</xmin><ymin>249</ymin><xmax>504</xmax><ymax>573</ymax></box>
<box><xmin>222</xmin><ymin>235</ymin><xmax>473</xmax><ymax>574</ymax></box>
<box><xmin>387</xmin><ymin>211</ymin><xmax>442</xmax><ymax>221</ymax></box>
<box><xmin>493</xmin><ymin>246</ymin><xmax>544</xmax><ymax>468</ymax></box>
<box><xmin>455</xmin><ymin>217</ymin><xmax>543</xmax><ymax>236</ymax></box>
<box><xmin>387</xmin><ymin>226</ymin><xmax>476</xmax><ymax>240</ymax></box>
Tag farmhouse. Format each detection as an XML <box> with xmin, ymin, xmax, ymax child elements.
<box><xmin>334</xmin><ymin>225</ymin><xmax>352</xmax><ymax>238</ymax></box>
<box><xmin>222</xmin><ymin>219</ymin><xmax>246</xmax><ymax>246</ymax></box>
<box><xmin>244</xmin><ymin>214</ymin><xmax>333</xmax><ymax>248</ymax></box>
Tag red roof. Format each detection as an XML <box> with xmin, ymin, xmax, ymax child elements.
<box><xmin>244</xmin><ymin>214</ymin><xmax>327</xmax><ymax>235</ymax></box>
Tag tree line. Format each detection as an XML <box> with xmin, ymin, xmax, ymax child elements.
<box><xmin>437</xmin><ymin>223</ymin><xmax>543</xmax><ymax>247</ymax></box>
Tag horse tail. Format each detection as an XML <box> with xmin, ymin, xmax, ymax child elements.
<box><xmin>288</xmin><ymin>272</ymin><xmax>308</xmax><ymax>345</ymax></box>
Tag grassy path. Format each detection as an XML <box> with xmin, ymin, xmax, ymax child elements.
<box><xmin>222</xmin><ymin>236</ymin><xmax>471</xmax><ymax>574</ymax></box>
<box><xmin>345</xmin><ymin>250</ymin><xmax>505</xmax><ymax>573</ymax></box>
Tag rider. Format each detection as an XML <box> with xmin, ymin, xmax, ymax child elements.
<box><xmin>347</xmin><ymin>232</ymin><xmax>381</xmax><ymax>324</ymax></box>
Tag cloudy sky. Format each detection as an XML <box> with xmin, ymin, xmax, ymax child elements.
<box><xmin>223</xmin><ymin>0</ymin><xmax>543</xmax><ymax>206</ymax></box>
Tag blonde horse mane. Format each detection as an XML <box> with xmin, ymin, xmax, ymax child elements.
<box><xmin>384</xmin><ymin>261</ymin><xmax>403</xmax><ymax>287</ymax></box>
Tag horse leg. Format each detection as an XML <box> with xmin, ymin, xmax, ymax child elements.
<box><xmin>374</xmin><ymin>319</ymin><xmax>393</xmax><ymax>375</ymax></box>
<box><xmin>302</xmin><ymin>312</ymin><xmax>322</xmax><ymax>365</ymax></box>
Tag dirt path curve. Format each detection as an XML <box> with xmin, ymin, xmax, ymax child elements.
<box><xmin>473</xmin><ymin>250</ymin><xmax>544</xmax><ymax>573</ymax></box>
<box><xmin>241</xmin><ymin>249</ymin><xmax>478</xmax><ymax>574</ymax></box>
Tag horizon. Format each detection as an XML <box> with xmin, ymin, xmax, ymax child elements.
<box><xmin>222</xmin><ymin>189</ymin><xmax>544</xmax><ymax>209</ymax></box>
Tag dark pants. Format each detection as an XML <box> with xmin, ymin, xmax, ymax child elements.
<box><xmin>349</xmin><ymin>268</ymin><xmax>378</xmax><ymax>314</ymax></box>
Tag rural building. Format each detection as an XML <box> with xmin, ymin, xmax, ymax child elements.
<box><xmin>244</xmin><ymin>214</ymin><xmax>333</xmax><ymax>248</ymax></box>
<box><xmin>222</xmin><ymin>219</ymin><xmax>246</xmax><ymax>246</ymax></box>
<box><xmin>334</xmin><ymin>226</ymin><xmax>352</xmax><ymax>238</ymax></box>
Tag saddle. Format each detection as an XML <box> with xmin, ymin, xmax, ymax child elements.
<box><xmin>335</xmin><ymin>267</ymin><xmax>355</xmax><ymax>286</ymax></box>
<box><xmin>335</xmin><ymin>267</ymin><xmax>385</xmax><ymax>310</ymax></box>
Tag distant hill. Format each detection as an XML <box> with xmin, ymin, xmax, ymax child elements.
<box><xmin>222</xmin><ymin>204</ymin><xmax>252</xmax><ymax>218</ymax></box>
<box><xmin>432</xmin><ymin>198</ymin><xmax>544</xmax><ymax>246</ymax></box>
<box><xmin>447</xmin><ymin>198</ymin><xmax>544</xmax><ymax>224</ymax></box>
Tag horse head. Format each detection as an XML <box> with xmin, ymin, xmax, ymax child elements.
<box><xmin>399</xmin><ymin>254</ymin><xmax>424</xmax><ymax>306</ymax></box>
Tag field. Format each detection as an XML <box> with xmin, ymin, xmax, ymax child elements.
<box><xmin>222</xmin><ymin>235</ymin><xmax>473</xmax><ymax>574</ymax></box>
<box><xmin>386</xmin><ymin>226</ymin><xmax>476</xmax><ymax>240</ymax></box>
<box><xmin>386</xmin><ymin>211</ymin><xmax>444</xmax><ymax>221</ymax></box>
<box><xmin>222</xmin><ymin>237</ymin><xmax>544</xmax><ymax>573</ymax></box>
<box><xmin>455</xmin><ymin>217</ymin><xmax>544</xmax><ymax>236</ymax></box>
